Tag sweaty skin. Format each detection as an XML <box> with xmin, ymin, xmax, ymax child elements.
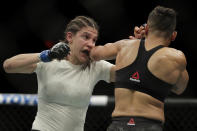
<box><xmin>90</xmin><ymin>38</ymin><xmax>188</xmax><ymax>123</ymax></box>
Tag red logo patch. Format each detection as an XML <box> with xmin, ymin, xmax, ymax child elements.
<box><xmin>127</xmin><ymin>118</ymin><xmax>135</xmax><ymax>126</ymax></box>
<box><xmin>130</xmin><ymin>71</ymin><xmax>140</xmax><ymax>82</ymax></box>
<box><xmin>131</xmin><ymin>72</ymin><xmax>139</xmax><ymax>80</ymax></box>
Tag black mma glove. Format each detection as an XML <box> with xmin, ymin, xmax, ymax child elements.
<box><xmin>39</xmin><ymin>42</ymin><xmax>70</xmax><ymax>62</ymax></box>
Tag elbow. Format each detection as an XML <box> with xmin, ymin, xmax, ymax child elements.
<box><xmin>174</xmin><ymin>91</ymin><xmax>183</xmax><ymax>95</ymax></box>
<box><xmin>172</xmin><ymin>85</ymin><xmax>188</xmax><ymax>95</ymax></box>
<box><xmin>171</xmin><ymin>89</ymin><xmax>183</xmax><ymax>95</ymax></box>
<box><xmin>3</xmin><ymin>59</ymin><xmax>13</xmax><ymax>73</ymax></box>
<box><xmin>90</xmin><ymin>50</ymin><xmax>101</xmax><ymax>61</ymax></box>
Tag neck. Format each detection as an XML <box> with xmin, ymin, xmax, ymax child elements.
<box><xmin>67</xmin><ymin>54</ymin><xmax>82</xmax><ymax>65</ymax></box>
<box><xmin>145</xmin><ymin>34</ymin><xmax>170</xmax><ymax>47</ymax></box>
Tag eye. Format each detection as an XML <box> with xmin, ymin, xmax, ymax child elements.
<box><xmin>83</xmin><ymin>34</ymin><xmax>90</xmax><ymax>40</ymax></box>
<box><xmin>93</xmin><ymin>38</ymin><xmax>97</xmax><ymax>43</ymax></box>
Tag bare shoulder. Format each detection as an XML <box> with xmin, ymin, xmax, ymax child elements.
<box><xmin>148</xmin><ymin>47</ymin><xmax>188</xmax><ymax>84</ymax></box>
<box><xmin>115</xmin><ymin>39</ymin><xmax>140</xmax><ymax>48</ymax></box>
<box><xmin>103</xmin><ymin>39</ymin><xmax>139</xmax><ymax>52</ymax></box>
<box><xmin>164</xmin><ymin>48</ymin><xmax>186</xmax><ymax>64</ymax></box>
<box><xmin>156</xmin><ymin>47</ymin><xmax>187</xmax><ymax>69</ymax></box>
<box><xmin>113</xmin><ymin>39</ymin><xmax>139</xmax><ymax>45</ymax></box>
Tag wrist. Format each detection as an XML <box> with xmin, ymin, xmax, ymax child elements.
<box><xmin>37</xmin><ymin>53</ymin><xmax>41</xmax><ymax>62</ymax></box>
<box><xmin>39</xmin><ymin>50</ymin><xmax>51</xmax><ymax>62</ymax></box>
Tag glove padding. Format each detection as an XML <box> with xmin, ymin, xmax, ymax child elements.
<box><xmin>40</xmin><ymin>42</ymin><xmax>70</xmax><ymax>62</ymax></box>
<box><xmin>49</xmin><ymin>42</ymin><xmax>70</xmax><ymax>60</ymax></box>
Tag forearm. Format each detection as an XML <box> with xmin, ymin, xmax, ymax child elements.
<box><xmin>3</xmin><ymin>42</ymin><xmax>70</xmax><ymax>73</ymax></box>
<box><xmin>90</xmin><ymin>42</ymin><xmax>120</xmax><ymax>61</ymax></box>
<box><xmin>172</xmin><ymin>70</ymin><xmax>189</xmax><ymax>95</ymax></box>
<box><xmin>3</xmin><ymin>53</ymin><xmax>40</xmax><ymax>73</ymax></box>
<box><xmin>91</xmin><ymin>46</ymin><xmax>115</xmax><ymax>61</ymax></box>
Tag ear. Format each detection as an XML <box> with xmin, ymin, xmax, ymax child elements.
<box><xmin>145</xmin><ymin>24</ymin><xmax>149</xmax><ymax>36</ymax></box>
<box><xmin>66</xmin><ymin>32</ymin><xmax>73</xmax><ymax>44</ymax></box>
<box><xmin>171</xmin><ymin>31</ymin><xmax>177</xmax><ymax>41</ymax></box>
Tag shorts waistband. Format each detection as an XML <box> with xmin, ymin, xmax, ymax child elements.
<box><xmin>112</xmin><ymin>116</ymin><xmax>163</xmax><ymax>125</ymax></box>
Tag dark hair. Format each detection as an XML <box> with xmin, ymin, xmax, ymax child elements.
<box><xmin>64</xmin><ymin>16</ymin><xmax>99</xmax><ymax>70</ymax></box>
<box><xmin>147</xmin><ymin>6</ymin><xmax>176</xmax><ymax>38</ymax></box>
<box><xmin>64</xmin><ymin>16</ymin><xmax>99</xmax><ymax>43</ymax></box>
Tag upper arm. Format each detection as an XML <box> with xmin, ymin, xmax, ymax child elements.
<box><xmin>109</xmin><ymin>65</ymin><xmax>116</xmax><ymax>82</ymax></box>
<box><xmin>90</xmin><ymin>40</ymin><xmax>123</xmax><ymax>61</ymax></box>
<box><xmin>170</xmin><ymin>50</ymin><xmax>189</xmax><ymax>95</ymax></box>
<box><xmin>19</xmin><ymin>64</ymin><xmax>37</xmax><ymax>74</ymax></box>
<box><xmin>96</xmin><ymin>60</ymin><xmax>115</xmax><ymax>83</ymax></box>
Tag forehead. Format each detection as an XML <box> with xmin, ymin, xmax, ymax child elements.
<box><xmin>78</xmin><ymin>27</ymin><xmax>98</xmax><ymax>37</ymax></box>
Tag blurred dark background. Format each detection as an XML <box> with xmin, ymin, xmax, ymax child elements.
<box><xmin>0</xmin><ymin>0</ymin><xmax>196</xmax><ymax>98</ymax></box>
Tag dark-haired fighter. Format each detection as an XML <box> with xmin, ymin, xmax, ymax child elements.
<box><xmin>91</xmin><ymin>6</ymin><xmax>189</xmax><ymax>131</ymax></box>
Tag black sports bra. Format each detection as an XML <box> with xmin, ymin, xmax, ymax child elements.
<box><xmin>115</xmin><ymin>39</ymin><xmax>173</xmax><ymax>102</ymax></box>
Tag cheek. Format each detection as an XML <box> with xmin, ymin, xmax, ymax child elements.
<box><xmin>77</xmin><ymin>41</ymin><xmax>85</xmax><ymax>50</ymax></box>
<box><xmin>72</xmin><ymin>43</ymin><xmax>82</xmax><ymax>55</ymax></box>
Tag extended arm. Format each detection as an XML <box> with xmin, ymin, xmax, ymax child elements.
<box><xmin>3</xmin><ymin>42</ymin><xmax>70</xmax><ymax>74</ymax></box>
<box><xmin>90</xmin><ymin>40</ymin><xmax>123</xmax><ymax>61</ymax></box>
<box><xmin>3</xmin><ymin>53</ymin><xmax>40</xmax><ymax>74</ymax></box>
<box><xmin>90</xmin><ymin>24</ymin><xmax>146</xmax><ymax>61</ymax></box>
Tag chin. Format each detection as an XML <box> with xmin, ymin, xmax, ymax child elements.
<box><xmin>80</xmin><ymin>58</ymin><xmax>90</xmax><ymax>64</ymax></box>
<box><xmin>79</xmin><ymin>58</ymin><xmax>88</xmax><ymax>64</ymax></box>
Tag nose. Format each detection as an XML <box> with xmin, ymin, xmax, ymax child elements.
<box><xmin>87</xmin><ymin>40</ymin><xmax>95</xmax><ymax>49</ymax></box>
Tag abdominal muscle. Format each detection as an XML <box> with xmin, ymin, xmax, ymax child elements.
<box><xmin>112</xmin><ymin>88</ymin><xmax>165</xmax><ymax>123</ymax></box>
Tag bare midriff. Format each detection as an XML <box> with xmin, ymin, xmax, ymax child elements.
<box><xmin>112</xmin><ymin>88</ymin><xmax>165</xmax><ymax>123</ymax></box>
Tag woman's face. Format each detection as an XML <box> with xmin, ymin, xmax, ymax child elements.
<box><xmin>68</xmin><ymin>26</ymin><xmax>98</xmax><ymax>65</ymax></box>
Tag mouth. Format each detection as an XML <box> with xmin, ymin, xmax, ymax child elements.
<box><xmin>81</xmin><ymin>50</ymin><xmax>90</xmax><ymax>57</ymax></box>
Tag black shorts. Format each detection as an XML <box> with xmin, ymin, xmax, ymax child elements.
<box><xmin>107</xmin><ymin>116</ymin><xmax>163</xmax><ymax>131</ymax></box>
